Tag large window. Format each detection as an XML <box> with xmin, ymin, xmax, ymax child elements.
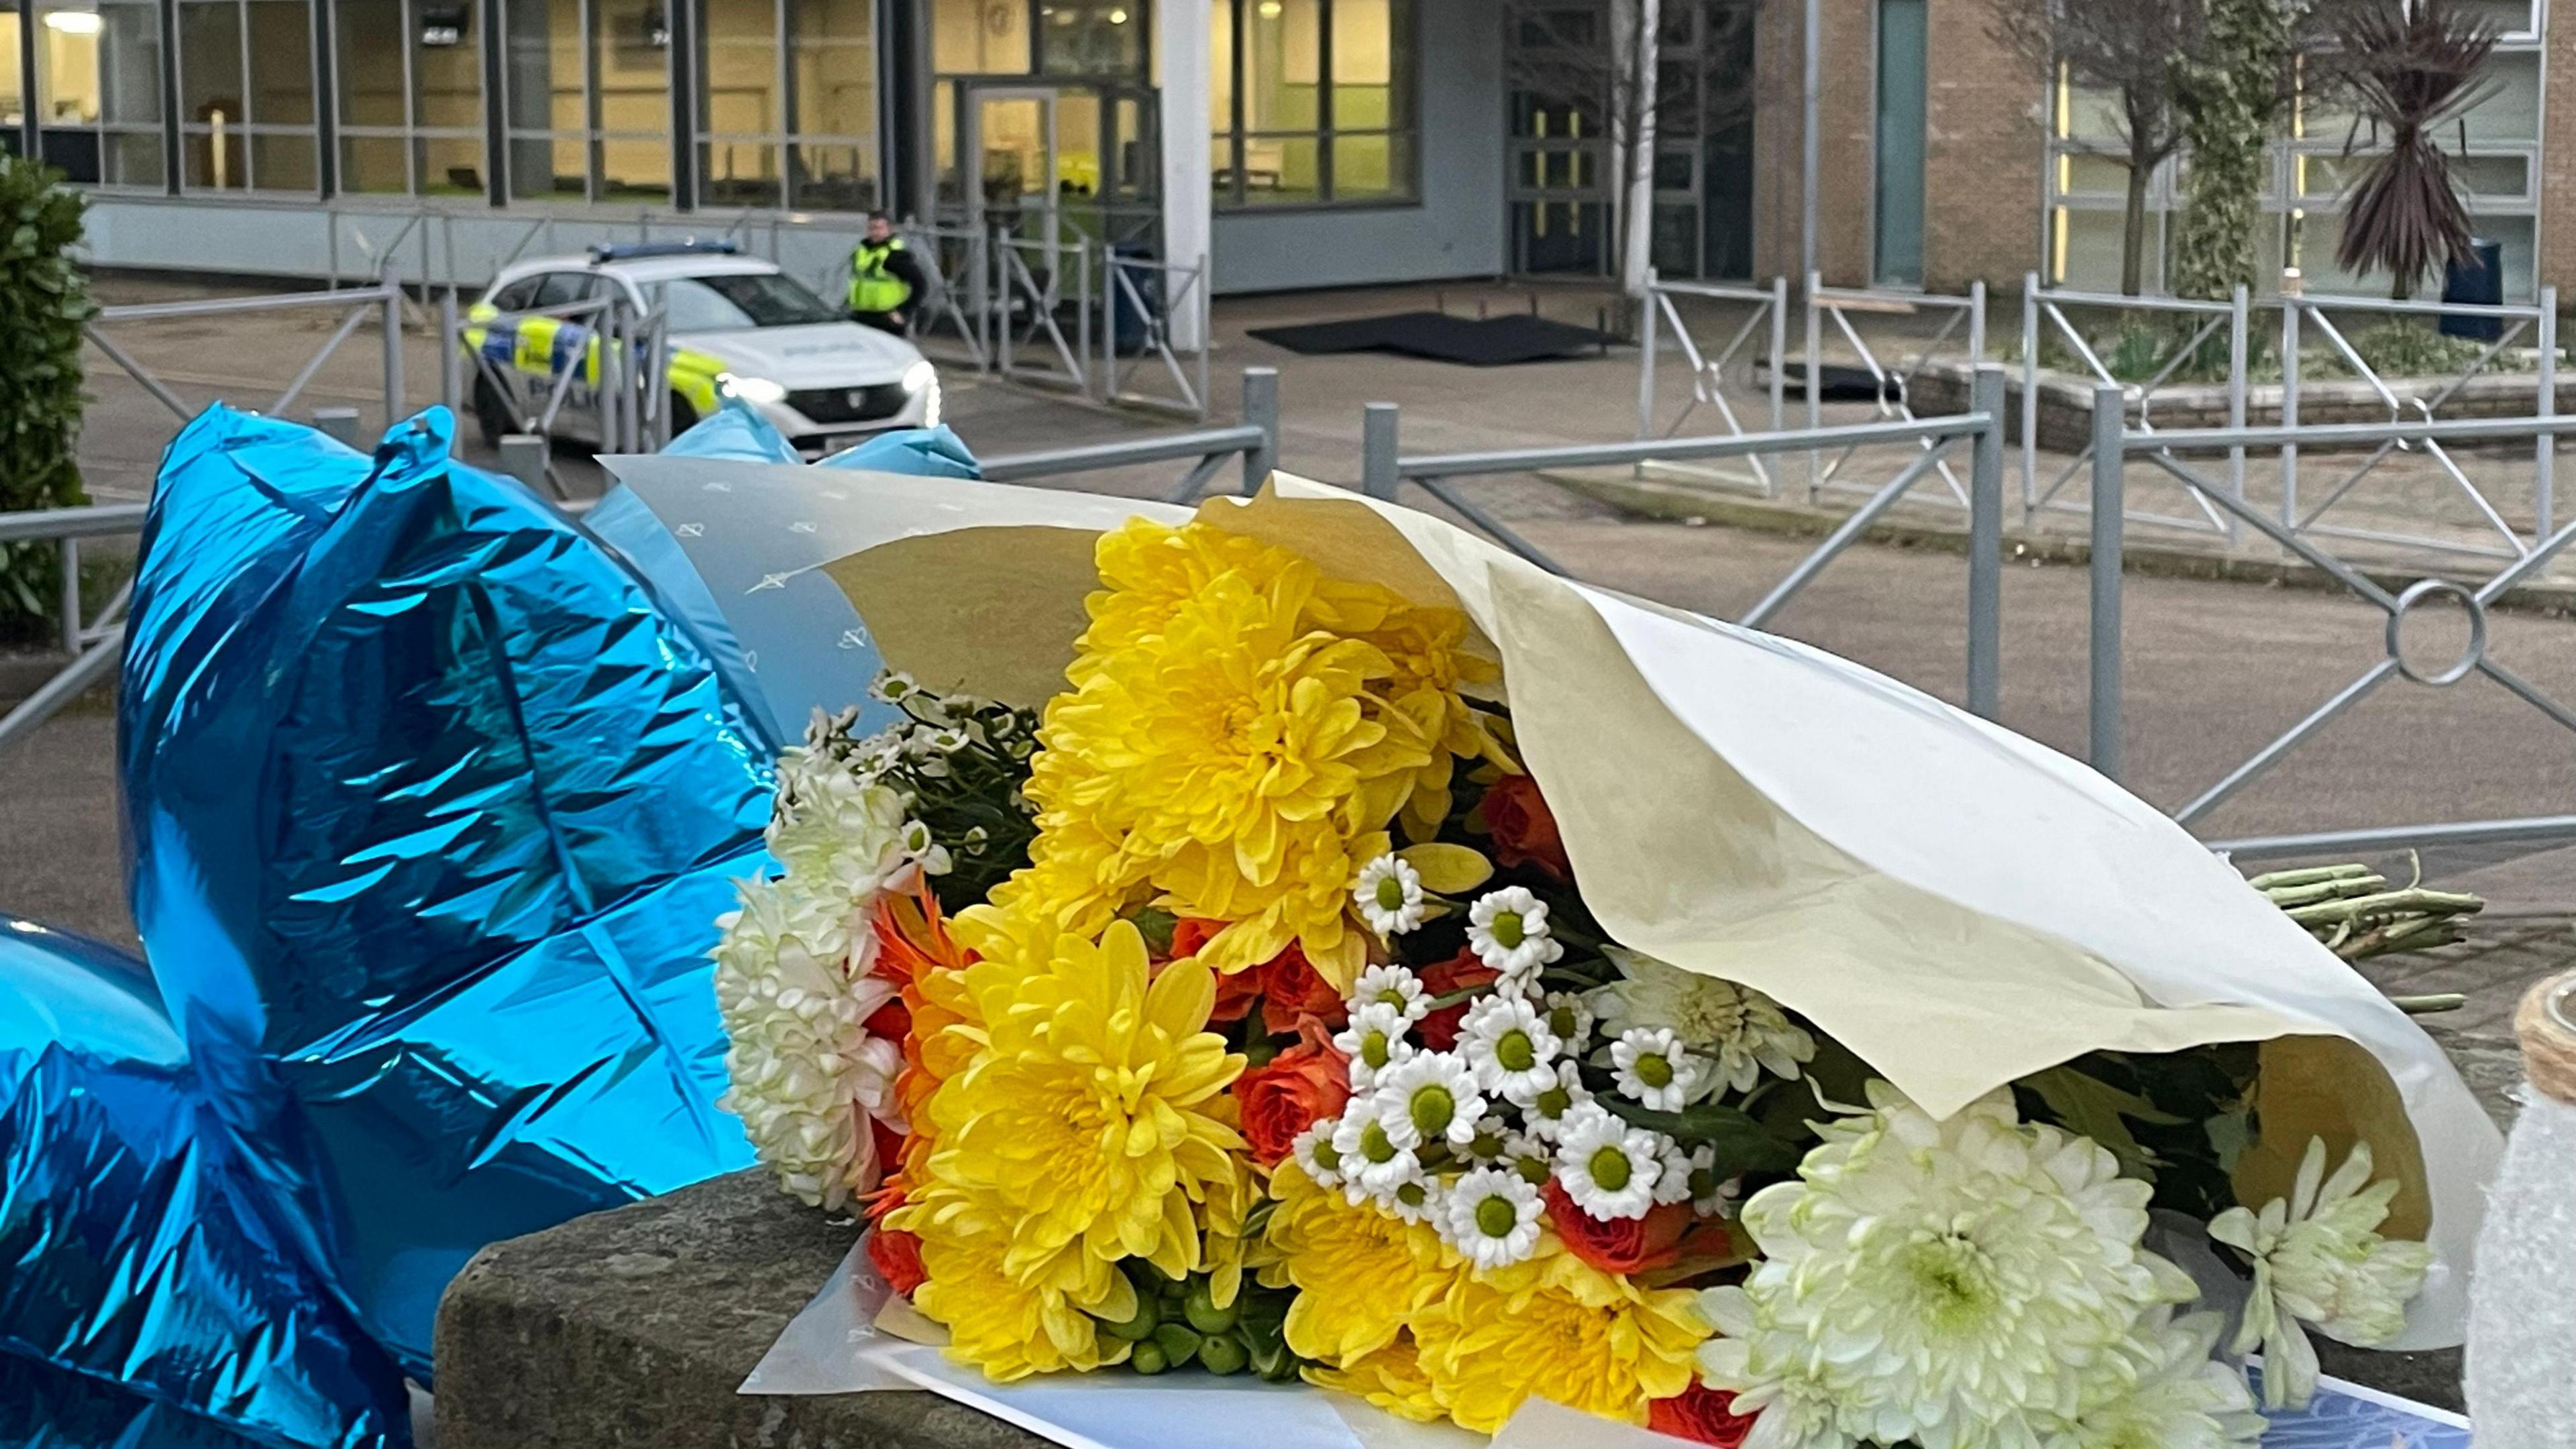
<box><xmin>336</xmin><ymin>0</ymin><xmax>486</xmax><ymax>195</ymax></box>
<box><xmin>502</xmin><ymin>0</ymin><xmax>670</xmax><ymax>201</ymax></box>
<box><xmin>178</xmin><ymin>0</ymin><xmax>317</xmax><ymax>192</ymax></box>
<box><xmin>34</xmin><ymin>0</ymin><xmax>164</xmax><ymax>185</ymax></box>
<box><xmin>697</xmin><ymin>0</ymin><xmax>877</xmax><ymax>211</ymax></box>
<box><xmin>1210</xmin><ymin>0</ymin><xmax>1413</xmax><ymax>208</ymax></box>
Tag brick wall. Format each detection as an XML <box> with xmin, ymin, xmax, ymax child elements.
<box><xmin>1921</xmin><ymin>0</ymin><xmax>2045</xmax><ymax>292</ymax></box>
<box><xmin>1750</xmin><ymin>0</ymin><xmax>1877</xmax><ymax>284</ymax></box>
<box><xmin>2541</xmin><ymin>3</ymin><xmax>2576</xmax><ymax>295</ymax></box>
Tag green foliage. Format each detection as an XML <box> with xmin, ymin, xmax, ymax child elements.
<box><xmin>2012</xmin><ymin>1044</ymin><xmax>2262</xmax><ymax>1221</ymax></box>
<box><xmin>0</xmin><ymin>155</ymin><xmax>92</xmax><ymax>643</ymax></box>
<box><xmin>2171</xmin><ymin>0</ymin><xmax>2301</xmax><ymax>301</ymax></box>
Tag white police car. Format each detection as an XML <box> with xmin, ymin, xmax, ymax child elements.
<box><xmin>462</xmin><ymin>240</ymin><xmax>939</xmax><ymax>459</ymax></box>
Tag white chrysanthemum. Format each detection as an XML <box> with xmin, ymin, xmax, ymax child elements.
<box><xmin>1354</xmin><ymin>855</ymin><xmax>1430</xmax><ymax>937</ymax></box>
<box><xmin>1460</xmin><ymin>993</ymin><xmax>1562</xmax><ymax>1099</ymax></box>
<box><xmin>1332</xmin><ymin>1091</ymin><xmax>1424</xmax><ymax>1194</ymax></box>
<box><xmin>713</xmin><ymin>875</ymin><xmax>904</xmax><ymax>1211</ymax></box>
<box><xmin>1695</xmin><ymin>1287</ymin><xmax>1858</xmax><ymax>1449</ymax></box>
<box><xmin>765</xmin><ymin>769</ymin><xmax>911</xmax><ymax>892</ymax></box>
<box><xmin>1542</xmin><ymin>990</ymin><xmax>1595</xmax><ymax>1049</ymax></box>
<box><xmin>1351</xmin><ymin>962</ymin><xmax>1432</xmax><ymax>1022</ymax></box>
<box><xmin>1701</xmin><ymin>1081</ymin><xmax>2201</xmax><ymax>1449</ymax></box>
<box><xmin>1510</xmin><ymin>1057</ymin><xmax>1591</xmax><ymax>1141</ymax></box>
<box><xmin>2208</xmin><ymin>1136</ymin><xmax>2434</xmax><ymax>1411</ymax></box>
<box><xmin>2042</xmin><ymin>1308</ymin><xmax>2265</xmax><ymax>1449</ymax></box>
<box><xmin>1334</xmin><ymin>1001</ymin><xmax>1417</xmax><ymax>1092</ymax></box>
<box><xmin>1609</xmin><ymin>1026</ymin><xmax>1707</xmax><ymax>1112</ymax></box>
<box><xmin>1466</xmin><ymin>885</ymin><xmax>1564</xmax><ymax>980</ymax></box>
<box><xmin>1442</xmin><ymin>1166</ymin><xmax>1546</xmax><ymax>1270</ymax></box>
<box><xmin>1377</xmin><ymin>1050</ymin><xmax>1489</xmax><ymax>1149</ymax></box>
<box><xmin>1552</xmin><ymin>1103</ymin><xmax>1666</xmax><ymax>1221</ymax></box>
<box><xmin>1292</xmin><ymin>1122</ymin><xmax>1345</xmax><ymax>1189</ymax></box>
<box><xmin>1590</xmin><ymin>946</ymin><xmax>1814</xmax><ymax>1095</ymax></box>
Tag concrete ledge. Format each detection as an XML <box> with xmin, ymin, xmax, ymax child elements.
<box><xmin>433</xmin><ymin>1170</ymin><xmax>1036</xmax><ymax>1449</ymax></box>
<box><xmin>1546</xmin><ymin>466</ymin><xmax>2576</xmax><ymax>618</ymax></box>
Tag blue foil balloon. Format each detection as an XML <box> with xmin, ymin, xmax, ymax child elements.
<box><xmin>119</xmin><ymin>406</ymin><xmax>771</xmax><ymax>1379</ymax></box>
<box><xmin>0</xmin><ymin>917</ymin><xmax>410</xmax><ymax>1449</ymax></box>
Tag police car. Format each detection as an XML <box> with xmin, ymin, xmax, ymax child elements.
<box><xmin>462</xmin><ymin>240</ymin><xmax>938</xmax><ymax>459</ymax></box>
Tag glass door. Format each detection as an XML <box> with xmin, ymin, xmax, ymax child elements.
<box><xmin>964</xmin><ymin>87</ymin><xmax>1056</xmax><ymax>246</ymax></box>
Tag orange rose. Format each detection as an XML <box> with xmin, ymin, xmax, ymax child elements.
<box><xmin>867</xmin><ymin>1226</ymin><xmax>928</xmax><ymax>1296</ymax></box>
<box><xmin>1647</xmin><ymin>1385</ymin><xmax>1755</xmax><ymax>1447</ymax></box>
<box><xmin>1541</xmin><ymin>1181</ymin><xmax>1693</xmax><ymax>1275</ymax></box>
<box><xmin>1234</xmin><ymin>1018</ymin><xmax>1352</xmax><ymax>1165</ymax></box>
<box><xmin>1483</xmin><ymin>773</ymin><xmax>1571</xmax><ymax>881</ymax></box>
<box><xmin>1415</xmin><ymin>949</ymin><xmax>1501</xmax><ymax>1051</ymax></box>
<box><xmin>1256</xmin><ymin>943</ymin><xmax>1348</xmax><ymax>1036</ymax></box>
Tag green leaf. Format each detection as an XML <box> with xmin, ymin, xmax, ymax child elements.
<box><xmin>1598</xmin><ymin>1097</ymin><xmax>1803</xmax><ymax>1175</ymax></box>
<box><xmin>2022</xmin><ymin>1065</ymin><xmax>2187</xmax><ymax>1176</ymax></box>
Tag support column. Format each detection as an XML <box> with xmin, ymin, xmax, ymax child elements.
<box><xmin>1158</xmin><ymin>0</ymin><xmax>1212</xmax><ymax>353</ymax></box>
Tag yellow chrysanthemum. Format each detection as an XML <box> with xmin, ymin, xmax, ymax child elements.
<box><xmin>1411</xmin><ymin>1244</ymin><xmax>1711</xmax><ymax>1433</ymax></box>
<box><xmin>900</xmin><ymin>1205</ymin><xmax>1132</xmax><ymax>1381</ymax></box>
<box><xmin>1306</xmin><ymin>1334</ymin><xmax>1452</xmax><ymax>1424</ymax></box>
<box><xmin>1259</xmin><ymin>1161</ymin><xmax>1462</xmax><ymax>1364</ymax></box>
<box><xmin>926</xmin><ymin>918</ymin><xmax>1248</xmax><ymax>1280</ymax></box>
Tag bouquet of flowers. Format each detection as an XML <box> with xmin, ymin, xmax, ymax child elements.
<box><xmin>711</xmin><ymin>489</ymin><xmax>2492</xmax><ymax>1448</ymax></box>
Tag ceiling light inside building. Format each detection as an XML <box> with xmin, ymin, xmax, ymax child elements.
<box><xmin>44</xmin><ymin>10</ymin><xmax>103</xmax><ymax>34</ymax></box>
<box><xmin>1257</xmin><ymin>0</ymin><xmax>1281</xmax><ymax>14</ymax></box>
<box><xmin>1107</xmin><ymin>6</ymin><xmax>1128</xmax><ymax>21</ymax></box>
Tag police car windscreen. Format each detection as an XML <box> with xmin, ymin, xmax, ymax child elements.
<box><xmin>662</xmin><ymin>272</ymin><xmax>843</xmax><ymax>331</ymax></box>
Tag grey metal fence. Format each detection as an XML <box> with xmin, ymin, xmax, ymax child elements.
<box><xmin>1364</xmin><ymin>364</ymin><xmax>2014</xmax><ymax>721</ymax></box>
<box><xmin>2082</xmin><ymin>382</ymin><xmax>2576</xmax><ymax>858</ymax></box>
<box><xmin>87</xmin><ymin>261</ymin><xmax>407</xmax><ymax>437</ymax></box>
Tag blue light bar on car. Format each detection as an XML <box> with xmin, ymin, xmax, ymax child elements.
<box><xmin>588</xmin><ymin>239</ymin><xmax>742</xmax><ymax>263</ymax></box>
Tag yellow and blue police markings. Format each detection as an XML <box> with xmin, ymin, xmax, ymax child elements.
<box><xmin>464</xmin><ymin>302</ymin><xmax>731</xmax><ymax>419</ymax></box>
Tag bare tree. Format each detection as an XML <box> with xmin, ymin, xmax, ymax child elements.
<box><xmin>1503</xmin><ymin>0</ymin><xmax>1765</xmax><ymax>297</ymax></box>
<box><xmin>1987</xmin><ymin>0</ymin><xmax>2205</xmax><ymax>296</ymax></box>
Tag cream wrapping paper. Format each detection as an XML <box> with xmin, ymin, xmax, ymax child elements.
<box><xmin>614</xmin><ymin>452</ymin><xmax>2497</xmax><ymax>1362</ymax></box>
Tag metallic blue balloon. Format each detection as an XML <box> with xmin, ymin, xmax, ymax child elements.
<box><xmin>0</xmin><ymin>917</ymin><xmax>410</xmax><ymax>1449</ymax></box>
<box><xmin>818</xmin><ymin>425</ymin><xmax>981</xmax><ymax>479</ymax></box>
<box><xmin>119</xmin><ymin>406</ymin><xmax>771</xmax><ymax>1379</ymax></box>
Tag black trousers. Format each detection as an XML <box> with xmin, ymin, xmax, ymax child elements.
<box><xmin>851</xmin><ymin>309</ymin><xmax>908</xmax><ymax>337</ymax></box>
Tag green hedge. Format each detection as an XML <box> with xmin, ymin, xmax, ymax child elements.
<box><xmin>0</xmin><ymin>155</ymin><xmax>91</xmax><ymax>644</ymax></box>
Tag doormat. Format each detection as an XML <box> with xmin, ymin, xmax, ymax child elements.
<box><xmin>1248</xmin><ymin>311</ymin><xmax>1611</xmax><ymax>366</ymax></box>
<box><xmin>1764</xmin><ymin>361</ymin><xmax>1899</xmax><ymax>402</ymax></box>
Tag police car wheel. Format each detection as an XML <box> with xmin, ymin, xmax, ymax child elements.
<box><xmin>472</xmin><ymin>376</ymin><xmax>513</xmax><ymax>448</ymax></box>
<box><xmin>668</xmin><ymin>392</ymin><xmax>699</xmax><ymax>436</ymax></box>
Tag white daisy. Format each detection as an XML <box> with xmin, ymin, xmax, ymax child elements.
<box><xmin>1509</xmin><ymin>1058</ymin><xmax>1591</xmax><ymax>1141</ymax></box>
<box><xmin>1442</xmin><ymin>1167</ymin><xmax>1546</xmax><ymax>1270</ymax></box>
<box><xmin>1330</xmin><ymin>1094</ymin><xmax>1422</xmax><ymax>1194</ymax></box>
<box><xmin>867</xmin><ymin>669</ymin><xmax>918</xmax><ymax>704</ymax></box>
<box><xmin>1609</xmin><ymin>1026</ymin><xmax>1707</xmax><ymax>1112</ymax></box>
<box><xmin>1354</xmin><ymin>855</ymin><xmax>1429</xmax><ymax>937</ymax></box>
<box><xmin>1466</xmin><ymin>885</ymin><xmax>1564</xmax><ymax>980</ymax></box>
<box><xmin>1542</xmin><ymin>990</ymin><xmax>1594</xmax><ymax>1049</ymax></box>
<box><xmin>1291</xmin><ymin>1122</ymin><xmax>1346</xmax><ymax>1189</ymax></box>
<box><xmin>1376</xmin><ymin>1050</ymin><xmax>1489</xmax><ymax>1149</ymax></box>
<box><xmin>1686</xmin><ymin>1143</ymin><xmax>1741</xmax><ymax>1217</ymax></box>
<box><xmin>1332</xmin><ymin>1001</ymin><xmax>1417</xmax><ymax>1092</ymax></box>
<box><xmin>1552</xmin><ymin>1104</ymin><xmax>1666</xmax><ymax>1220</ymax></box>
<box><xmin>1350</xmin><ymin>963</ymin><xmax>1432</xmax><ymax>1022</ymax></box>
<box><xmin>1652</xmin><ymin>1138</ymin><xmax>1697</xmax><ymax>1205</ymax></box>
<box><xmin>1459</xmin><ymin>993</ymin><xmax>1562</xmax><ymax>1099</ymax></box>
<box><xmin>1381</xmin><ymin>1163</ymin><xmax>1441</xmax><ymax>1224</ymax></box>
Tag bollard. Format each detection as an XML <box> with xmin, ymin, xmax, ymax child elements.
<box><xmin>1966</xmin><ymin>365</ymin><xmax>2005</xmax><ymax>722</ymax></box>
<box><xmin>1361</xmin><ymin>403</ymin><xmax>1400</xmax><ymax>502</ymax></box>
<box><xmin>2088</xmin><ymin>384</ymin><xmax>2125</xmax><ymax>782</ymax></box>
<box><xmin>498</xmin><ymin>435</ymin><xmax>553</xmax><ymax>499</ymax></box>
<box><xmin>1240</xmin><ymin>367</ymin><xmax>1279</xmax><ymax>496</ymax></box>
<box><xmin>313</xmin><ymin>407</ymin><xmax>362</xmax><ymax>449</ymax></box>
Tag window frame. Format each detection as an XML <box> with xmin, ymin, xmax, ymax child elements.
<box><xmin>692</xmin><ymin>0</ymin><xmax>881</xmax><ymax>213</ymax></box>
<box><xmin>497</xmin><ymin>0</ymin><xmax>676</xmax><ymax>205</ymax></box>
<box><xmin>332</xmin><ymin>0</ymin><xmax>489</xmax><ymax>196</ymax></box>
<box><xmin>1212</xmin><ymin>0</ymin><xmax>1418</xmax><ymax>212</ymax></box>
<box><xmin>174</xmin><ymin>0</ymin><xmax>322</xmax><ymax>195</ymax></box>
<box><xmin>30</xmin><ymin>0</ymin><xmax>171</xmax><ymax>190</ymax></box>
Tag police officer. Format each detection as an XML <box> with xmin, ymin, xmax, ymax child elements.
<box><xmin>847</xmin><ymin>213</ymin><xmax>932</xmax><ymax>335</ymax></box>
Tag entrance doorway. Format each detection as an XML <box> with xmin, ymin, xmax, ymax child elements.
<box><xmin>947</xmin><ymin>79</ymin><xmax>1161</xmax><ymax>254</ymax></box>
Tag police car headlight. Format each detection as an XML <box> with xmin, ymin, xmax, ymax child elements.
<box><xmin>718</xmin><ymin>372</ymin><xmax>787</xmax><ymax>406</ymax></box>
<box><xmin>902</xmin><ymin>360</ymin><xmax>937</xmax><ymax>394</ymax></box>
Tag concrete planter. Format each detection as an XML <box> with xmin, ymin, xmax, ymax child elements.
<box><xmin>1911</xmin><ymin>361</ymin><xmax>2576</xmax><ymax>455</ymax></box>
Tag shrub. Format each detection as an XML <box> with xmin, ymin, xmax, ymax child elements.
<box><xmin>0</xmin><ymin>155</ymin><xmax>91</xmax><ymax>644</ymax></box>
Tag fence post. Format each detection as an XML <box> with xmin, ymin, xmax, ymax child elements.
<box><xmin>2279</xmin><ymin>290</ymin><xmax>2302</xmax><ymax>533</ymax></box>
<box><xmin>2227</xmin><ymin>282</ymin><xmax>2249</xmax><ymax>545</ymax></box>
<box><xmin>2089</xmin><ymin>383</ymin><xmax>2125</xmax><ymax>782</ymax></box>
<box><xmin>1074</xmin><ymin>235</ymin><xmax>1093</xmax><ymax>402</ymax></box>
<box><xmin>1768</xmin><ymin>276</ymin><xmax>1788</xmax><ymax>437</ymax></box>
<box><xmin>56</xmin><ymin>537</ymin><xmax>79</xmax><ymax>654</ymax></box>
<box><xmin>2020</xmin><ymin>272</ymin><xmax>2040</xmax><ymax>524</ymax></box>
<box><xmin>379</xmin><ymin>260</ymin><xmax>405</xmax><ymax>427</ymax></box>
<box><xmin>1967</xmin><ymin>364</ymin><xmax>2006</xmax><ymax>722</ymax></box>
<box><xmin>439</xmin><ymin>286</ymin><xmax>460</xmax><ymax>423</ymax></box>
<box><xmin>1637</xmin><ymin>268</ymin><xmax>1658</xmax><ymax>447</ymax></box>
<box><xmin>1362</xmin><ymin>402</ymin><xmax>1400</xmax><ymax>502</ymax></box>
<box><xmin>1240</xmin><ymin>366</ymin><xmax>1280</xmax><ymax>496</ymax></box>
<box><xmin>1803</xmin><ymin>270</ymin><xmax>1823</xmax><ymax>500</ymax></box>
<box><xmin>2538</xmin><ymin>285</ymin><xmax>2557</xmax><ymax>541</ymax></box>
<box><xmin>1967</xmin><ymin>278</ymin><xmax>1987</xmax><ymax>362</ymax></box>
<box><xmin>499</xmin><ymin>435</ymin><xmax>550</xmax><ymax>497</ymax></box>
<box><xmin>313</xmin><ymin>407</ymin><xmax>362</xmax><ymax>448</ymax></box>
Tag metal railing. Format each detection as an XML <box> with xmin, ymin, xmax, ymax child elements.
<box><xmin>1099</xmin><ymin>251</ymin><xmax>1214</xmax><ymax>421</ymax></box>
<box><xmin>2083</xmin><ymin>382</ymin><xmax>2576</xmax><ymax>857</ymax></box>
<box><xmin>86</xmin><ymin>260</ymin><xmax>407</xmax><ymax>437</ymax></box>
<box><xmin>984</xmin><ymin>368</ymin><xmax>1276</xmax><ymax>504</ymax></box>
<box><xmin>1803</xmin><ymin>275</ymin><xmax>1987</xmax><ymax>506</ymax></box>
<box><xmin>449</xmin><ymin>289</ymin><xmax>676</xmax><ymax>498</ymax></box>
<box><xmin>1636</xmin><ymin>273</ymin><xmax>1790</xmax><ymax>495</ymax></box>
<box><xmin>1361</xmin><ymin>365</ymin><xmax>2014</xmax><ymax>720</ymax></box>
<box><xmin>2021</xmin><ymin>277</ymin><xmax>2249</xmax><ymax>539</ymax></box>
<box><xmin>0</xmin><ymin>502</ymin><xmax>150</xmax><ymax>753</ymax></box>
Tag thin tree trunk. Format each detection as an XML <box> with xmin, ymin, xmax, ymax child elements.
<box><xmin>1616</xmin><ymin>0</ymin><xmax>1663</xmax><ymax>297</ymax></box>
<box><xmin>2121</xmin><ymin>162</ymin><xmax>2151</xmax><ymax>297</ymax></box>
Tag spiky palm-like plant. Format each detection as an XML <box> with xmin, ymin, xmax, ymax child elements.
<box><xmin>2329</xmin><ymin>0</ymin><xmax>2499</xmax><ymax>301</ymax></box>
